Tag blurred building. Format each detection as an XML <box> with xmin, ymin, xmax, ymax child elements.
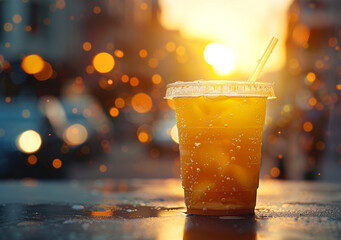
<box><xmin>281</xmin><ymin>0</ymin><xmax>341</xmax><ymax>180</ymax></box>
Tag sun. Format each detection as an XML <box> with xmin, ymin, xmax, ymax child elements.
<box><xmin>204</xmin><ymin>42</ymin><xmax>235</xmax><ymax>75</ymax></box>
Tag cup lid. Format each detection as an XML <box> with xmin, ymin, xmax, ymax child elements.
<box><xmin>165</xmin><ymin>80</ymin><xmax>276</xmax><ymax>99</ymax></box>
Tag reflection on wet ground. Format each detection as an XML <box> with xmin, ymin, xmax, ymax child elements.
<box><xmin>0</xmin><ymin>203</ymin><xmax>184</xmax><ymax>226</ymax></box>
<box><xmin>0</xmin><ymin>179</ymin><xmax>340</xmax><ymax>239</ymax></box>
<box><xmin>184</xmin><ymin>215</ymin><xmax>256</xmax><ymax>240</ymax></box>
<box><xmin>0</xmin><ymin>203</ymin><xmax>186</xmax><ymax>240</ymax></box>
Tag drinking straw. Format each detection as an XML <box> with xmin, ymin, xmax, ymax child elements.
<box><xmin>248</xmin><ymin>37</ymin><xmax>278</xmax><ymax>82</ymax></box>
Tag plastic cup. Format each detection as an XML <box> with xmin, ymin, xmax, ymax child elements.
<box><xmin>165</xmin><ymin>80</ymin><xmax>275</xmax><ymax>215</ymax></box>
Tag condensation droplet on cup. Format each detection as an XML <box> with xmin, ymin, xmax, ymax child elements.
<box><xmin>221</xmin><ymin>198</ymin><xmax>227</xmax><ymax>204</ymax></box>
<box><xmin>197</xmin><ymin>168</ymin><xmax>200</xmax><ymax>173</ymax></box>
<box><xmin>237</xmin><ymin>146</ymin><xmax>241</xmax><ymax>150</ymax></box>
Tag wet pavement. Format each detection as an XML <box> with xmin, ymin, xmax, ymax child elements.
<box><xmin>0</xmin><ymin>179</ymin><xmax>340</xmax><ymax>239</ymax></box>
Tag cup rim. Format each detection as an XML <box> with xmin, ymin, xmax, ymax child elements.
<box><xmin>165</xmin><ymin>80</ymin><xmax>276</xmax><ymax>99</ymax></box>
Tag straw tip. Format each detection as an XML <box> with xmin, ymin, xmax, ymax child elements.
<box><xmin>272</xmin><ymin>36</ymin><xmax>279</xmax><ymax>41</ymax></box>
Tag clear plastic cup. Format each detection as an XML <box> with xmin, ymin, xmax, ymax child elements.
<box><xmin>165</xmin><ymin>80</ymin><xmax>275</xmax><ymax>215</ymax></box>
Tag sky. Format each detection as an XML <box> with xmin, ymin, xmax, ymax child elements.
<box><xmin>159</xmin><ymin>0</ymin><xmax>294</xmax><ymax>76</ymax></box>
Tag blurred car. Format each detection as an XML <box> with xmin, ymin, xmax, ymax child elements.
<box><xmin>0</xmin><ymin>68</ymin><xmax>113</xmax><ymax>178</ymax></box>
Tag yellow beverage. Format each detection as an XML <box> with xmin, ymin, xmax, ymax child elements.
<box><xmin>166</xmin><ymin>81</ymin><xmax>275</xmax><ymax>215</ymax></box>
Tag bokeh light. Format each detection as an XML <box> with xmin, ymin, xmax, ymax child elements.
<box><xmin>109</xmin><ymin>107</ymin><xmax>119</xmax><ymax>117</ymax></box>
<box><xmin>106</xmin><ymin>42</ymin><xmax>114</xmax><ymax>50</ymax></box>
<box><xmin>33</xmin><ymin>61</ymin><xmax>53</xmax><ymax>81</ymax></box>
<box><xmin>131</xmin><ymin>93</ymin><xmax>153</xmax><ymax>113</ymax></box>
<box><xmin>52</xmin><ymin>159</ymin><xmax>62</xmax><ymax>169</ymax></box>
<box><xmin>176</xmin><ymin>46</ymin><xmax>186</xmax><ymax>55</ymax></box>
<box><xmin>165</xmin><ymin>41</ymin><xmax>176</xmax><ymax>52</ymax></box>
<box><xmin>13</xmin><ymin>14</ymin><xmax>22</xmax><ymax>24</ymax></box>
<box><xmin>64</xmin><ymin>124</ymin><xmax>88</xmax><ymax>146</ymax></box>
<box><xmin>115</xmin><ymin>98</ymin><xmax>125</xmax><ymax>108</ymax></box>
<box><xmin>170</xmin><ymin>125</ymin><xmax>179</xmax><ymax>144</ymax></box>
<box><xmin>139</xmin><ymin>49</ymin><xmax>148</xmax><ymax>58</ymax></box>
<box><xmin>138</xmin><ymin>132</ymin><xmax>150</xmax><ymax>143</ymax></box>
<box><xmin>56</xmin><ymin>0</ymin><xmax>66</xmax><ymax>9</ymax></box>
<box><xmin>17</xmin><ymin>130</ymin><xmax>42</xmax><ymax>153</ymax></box>
<box><xmin>114</xmin><ymin>49</ymin><xmax>124</xmax><ymax>58</ymax></box>
<box><xmin>83</xmin><ymin>42</ymin><xmax>92</xmax><ymax>51</ymax></box>
<box><xmin>204</xmin><ymin>42</ymin><xmax>235</xmax><ymax>74</ymax></box>
<box><xmin>22</xmin><ymin>109</ymin><xmax>30</xmax><ymax>118</ymax></box>
<box><xmin>292</xmin><ymin>24</ymin><xmax>310</xmax><ymax>46</ymax></box>
<box><xmin>99</xmin><ymin>164</ymin><xmax>107</xmax><ymax>172</ymax></box>
<box><xmin>303</xmin><ymin>121</ymin><xmax>313</xmax><ymax>132</ymax></box>
<box><xmin>167</xmin><ymin>99</ymin><xmax>175</xmax><ymax>110</ymax></box>
<box><xmin>130</xmin><ymin>77</ymin><xmax>139</xmax><ymax>87</ymax></box>
<box><xmin>21</xmin><ymin>54</ymin><xmax>44</xmax><ymax>74</ymax></box>
<box><xmin>86</xmin><ymin>65</ymin><xmax>95</xmax><ymax>74</ymax></box>
<box><xmin>4</xmin><ymin>22</ymin><xmax>13</xmax><ymax>32</ymax></box>
<box><xmin>27</xmin><ymin>155</ymin><xmax>38</xmax><ymax>165</ymax></box>
<box><xmin>270</xmin><ymin>167</ymin><xmax>280</xmax><ymax>178</ymax></box>
<box><xmin>140</xmin><ymin>2</ymin><xmax>148</xmax><ymax>10</ymax></box>
<box><xmin>121</xmin><ymin>74</ymin><xmax>129</xmax><ymax>83</ymax></box>
<box><xmin>148</xmin><ymin>58</ymin><xmax>159</xmax><ymax>68</ymax></box>
<box><xmin>93</xmin><ymin>6</ymin><xmax>101</xmax><ymax>14</ymax></box>
<box><xmin>306</xmin><ymin>72</ymin><xmax>316</xmax><ymax>83</ymax></box>
<box><xmin>137</xmin><ymin>125</ymin><xmax>153</xmax><ymax>144</ymax></box>
<box><xmin>92</xmin><ymin>52</ymin><xmax>115</xmax><ymax>73</ymax></box>
<box><xmin>152</xmin><ymin>74</ymin><xmax>162</xmax><ymax>84</ymax></box>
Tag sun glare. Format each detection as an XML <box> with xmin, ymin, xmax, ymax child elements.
<box><xmin>204</xmin><ymin>43</ymin><xmax>235</xmax><ymax>75</ymax></box>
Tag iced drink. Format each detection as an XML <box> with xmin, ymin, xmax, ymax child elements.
<box><xmin>166</xmin><ymin>80</ymin><xmax>275</xmax><ymax>215</ymax></box>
